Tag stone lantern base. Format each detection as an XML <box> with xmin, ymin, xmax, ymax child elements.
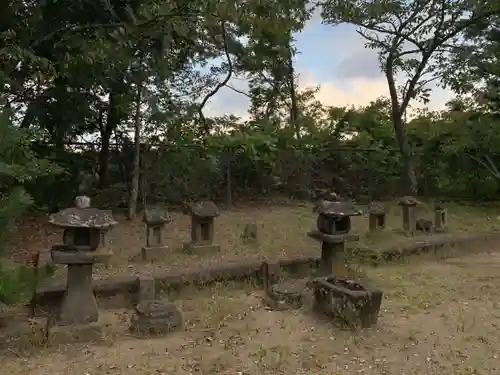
<box><xmin>51</xmin><ymin>248</ymin><xmax>112</xmax><ymax>326</ymax></box>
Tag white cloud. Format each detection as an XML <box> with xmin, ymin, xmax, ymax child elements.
<box><xmin>299</xmin><ymin>73</ymin><xmax>454</xmax><ymax>113</ymax></box>
<box><xmin>204</xmin><ymin>73</ymin><xmax>454</xmax><ymax>119</ymax></box>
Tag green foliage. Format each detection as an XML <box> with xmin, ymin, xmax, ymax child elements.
<box><xmin>0</xmin><ymin>0</ymin><xmax>500</xmax><ymax>222</ymax></box>
<box><xmin>0</xmin><ymin>110</ymin><xmax>62</xmax><ymax>238</ymax></box>
<box><xmin>0</xmin><ymin>110</ymin><xmax>61</xmax><ymax>304</ymax></box>
<box><xmin>0</xmin><ymin>262</ymin><xmax>55</xmax><ymax>305</ymax></box>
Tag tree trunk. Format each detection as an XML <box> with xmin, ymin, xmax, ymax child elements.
<box><xmin>385</xmin><ymin>57</ymin><xmax>418</xmax><ymax>195</ymax></box>
<box><xmin>392</xmin><ymin>114</ymin><xmax>418</xmax><ymax>195</ymax></box>
<box><xmin>127</xmin><ymin>83</ymin><xmax>142</xmax><ymax>220</ymax></box>
<box><xmin>287</xmin><ymin>45</ymin><xmax>300</xmax><ymax>139</ymax></box>
<box><xmin>99</xmin><ymin>91</ymin><xmax>121</xmax><ymax>188</ymax></box>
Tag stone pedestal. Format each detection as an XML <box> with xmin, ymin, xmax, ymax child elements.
<box><xmin>308</xmin><ymin>231</ymin><xmax>359</xmax><ymax>276</ymax></box>
<box><xmin>51</xmin><ymin>249</ymin><xmax>112</xmax><ymax>325</ymax></box>
<box><xmin>401</xmin><ymin>206</ymin><xmax>416</xmax><ymax>232</ymax></box>
<box><xmin>60</xmin><ymin>264</ymin><xmax>98</xmax><ymax>325</ymax></box>
<box><xmin>399</xmin><ymin>197</ymin><xmax>418</xmax><ymax>233</ymax></box>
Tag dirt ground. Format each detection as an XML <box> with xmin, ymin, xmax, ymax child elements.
<box><xmin>1</xmin><ymin>250</ymin><xmax>500</xmax><ymax>375</ymax></box>
<box><xmin>5</xmin><ymin>201</ymin><xmax>500</xmax><ymax>285</ymax></box>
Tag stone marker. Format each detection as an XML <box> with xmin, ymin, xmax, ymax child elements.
<box><xmin>241</xmin><ymin>222</ymin><xmax>258</xmax><ymax>244</ymax></box>
<box><xmin>183</xmin><ymin>201</ymin><xmax>220</xmax><ymax>252</ymax></box>
<box><xmin>434</xmin><ymin>204</ymin><xmax>448</xmax><ymax>232</ymax></box>
<box><xmin>47</xmin><ymin>196</ymin><xmax>116</xmax><ymax>341</ymax></box>
<box><xmin>141</xmin><ymin>206</ymin><xmax>171</xmax><ymax>261</ymax></box>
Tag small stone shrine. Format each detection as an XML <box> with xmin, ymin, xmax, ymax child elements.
<box><xmin>129</xmin><ymin>277</ymin><xmax>182</xmax><ymax>336</ymax></box>
<box><xmin>398</xmin><ymin>196</ymin><xmax>418</xmax><ymax>233</ymax></box>
<box><xmin>367</xmin><ymin>202</ymin><xmax>387</xmax><ymax>232</ymax></box>
<box><xmin>308</xmin><ymin>198</ymin><xmax>361</xmax><ymax>276</ymax></box>
<box><xmin>260</xmin><ymin>262</ymin><xmax>303</xmax><ymax>311</ymax></box>
<box><xmin>434</xmin><ymin>203</ymin><xmax>447</xmax><ymax>232</ymax></box>
<box><xmin>183</xmin><ymin>201</ymin><xmax>220</xmax><ymax>252</ymax></box>
<box><xmin>142</xmin><ymin>206</ymin><xmax>171</xmax><ymax>261</ymax></box>
<box><xmin>48</xmin><ymin>196</ymin><xmax>116</xmax><ymax>327</ymax></box>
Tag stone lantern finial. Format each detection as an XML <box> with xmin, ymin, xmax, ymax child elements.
<box><xmin>75</xmin><ymin>196</ymin><xmax>91</xmax><ymax>209</ymax></box>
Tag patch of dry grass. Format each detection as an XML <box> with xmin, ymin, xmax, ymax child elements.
<box><xmin>2</xmin><ymin>251</ymin><xmax>500</xmax><ymax>375</ymax></box>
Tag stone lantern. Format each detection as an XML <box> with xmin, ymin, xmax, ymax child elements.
<box><xmin>308</xmin><ymin>199</ymin><xmax>361</xmax><ymax>276</ymax></box>
<box><xmin>48</xmin><ymin>196</ymin><xmax>116</xmax><ymax>326</ymax></box>
<box><xmin>308</xmin><ymin>199</ymin><xmax>383</xmax><ymax>329</ymax></box>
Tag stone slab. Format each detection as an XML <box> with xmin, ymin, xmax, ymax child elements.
<box><xmin>183</xmin><ymin>243</ymin><xmax>220</xmax><ymax>253</ymax></box>
<box><xmin>47</xmin><ymin>321</ymin><xmax>103</xmax><ymax>344</ymax></box>
<box><xmin>51</xmin><ymin>249</ymin><xmax>113</xmax><ymax>264</ymax></box>
<box><xmin>141</xmin><ymin>246</ymin><xmax>169</xmax><ymax>261</ymax></box>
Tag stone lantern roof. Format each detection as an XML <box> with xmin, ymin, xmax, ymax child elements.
<box><xmin>313</xmin><ymin>200</ymin><xmax>362</xmax><ymax>217</ymax></box>
<box><xmin>49</xmin><ymin>196</ymin><xmax>117</xmax><ymax>229</ymax></box>
<box><xmin>398</xmin><ymin>196</ymin><xmax>420</xmax><ymax>206</ymax></box>
<box><xmin>187</xmin><ymin>201</ymin><xmax>220</xmax><ymax>218</ymax></box>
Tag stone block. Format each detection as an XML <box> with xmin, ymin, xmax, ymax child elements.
<box><xmin>183</xmin><ymin>243</ymin><xmax>220</xmax><ymax>253</ymax></box>
<box><xmin>129</xmin><ymin>300</ymin><xmax>182</xmax><ymax>336</ymax></box>
<box><xmin>137</xmin><ymin>276</ymin><xmax>156</xmax><ymax>303</ymax></box>
<box><xmin>263</xmin><ymin>282</ymin><xmax>304</xmax><ymax>311</ymax></box>
<box><xmin>141</xmin><ymin>246</ymin><xmax>168</xmax><ymax>261</ymax></box>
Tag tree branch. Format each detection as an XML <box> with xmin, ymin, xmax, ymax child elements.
<box><xmin>226</xmin><ymin>85</ymin><xmax>250</xmax><ymax>97</ymax></box>
<box><xmin>197</xmin><ymin>21</ymin><xmax>233</xmax><ymax>134</ymax></box>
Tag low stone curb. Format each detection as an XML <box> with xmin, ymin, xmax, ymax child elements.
<box><xmin>32</xmin><ymin>231</ymin><xmax>500</xmax><ymax>310</ymax></box>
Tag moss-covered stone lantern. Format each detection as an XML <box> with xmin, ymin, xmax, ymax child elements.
<box><xmin>308</xmin><ymin>199</ymin><xmax>361</xmax><ymax>276</ymax></box>
<box><xmin>48</xmin><ymin>196</ymin><xmax>117</xmax><ymax>326</ymax></box>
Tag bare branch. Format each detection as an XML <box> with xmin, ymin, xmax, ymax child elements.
<box><xmin>469</xmin><ymin>154</ymin><xmax>500</xmax><ymax>180</ymax></box>
<box><xmin>197</xmin><ymin>21</ymin><xmax>233</xmax><ymax>134</ymax></box>
<box><xmin>226</xmin><ymin>85</ymin><xmax>250</xmax><ymax>97</ymax></box>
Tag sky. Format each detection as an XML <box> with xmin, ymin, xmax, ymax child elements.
<box><xmin>203</xmin><ymin>17</ymin><xmax>455</xmax><ymax>119</ymax></box>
